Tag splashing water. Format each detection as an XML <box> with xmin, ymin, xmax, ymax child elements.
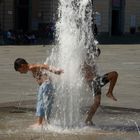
<box><xmin>45</xmin><ymin>0</ymin><xmax>98</xmax><ymax>128</ymax></box>
<box><xmin>129</xmin><ymin>119</ymin><xmax>140</xmax><ymax>135</ymax></box>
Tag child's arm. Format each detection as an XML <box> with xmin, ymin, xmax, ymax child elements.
<box><xmin>31</xmin><ymin>64</ymin><xmax>63</xmax><ymax>75</ymax></box>
<box><xmin>48</xmin><ymin>65</ymin><xmax>64</xmax><ymax>75</ymax></box>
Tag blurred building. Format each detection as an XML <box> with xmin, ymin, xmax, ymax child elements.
<box><xmin>0</xmin><ymin>0</ymin><xmax>58</xmax><ymax>32</ymax></box>
<box><xmin>94</xmin><ymin>0</ymin><xmax>140</xmax><ymax>35</ymax></box>
<box><xmin>0</xmin><ymin>0</ymin><xmax>140</xmax><ymax>35</ymax></box>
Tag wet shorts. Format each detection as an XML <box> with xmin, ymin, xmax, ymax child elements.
<box><xmin>36</xmin><ymin>80</ymin><xmax>54</xmax><ymax>119</ymax></box>
<box><xmin>91</xmin><ymin>73</ymin><xmax>109</xmax><ymax>96</ymax></box>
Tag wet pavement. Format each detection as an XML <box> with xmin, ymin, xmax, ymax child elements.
<box><xmin>0</xmin><ymin>44</ymin><xmax>140</xmax><ymax>140</ymax></box>
<box><xmin>0</xmin><ymin>105</ymin><xmax>140</xmax><ymax>140</ymax></box>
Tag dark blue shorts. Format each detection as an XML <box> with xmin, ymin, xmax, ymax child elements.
<box><xmin>91</xmin><ymin>73</ymin><xmax>109</xmax><ymax>96</ymax></box>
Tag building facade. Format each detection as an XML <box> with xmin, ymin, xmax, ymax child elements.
<box><xmin>0</xmin><ymin>0</ymin><xmax>58</xmax><ymax>32</ymax></box>
<box><xmin>95</xmin><ymin>0</ymin><xmax>140</xmax><ymax>35</ymax></box>
<box><xmin>0</xmin><ymin>0</ymin><xmax>140</xmax><ymax>35</ymax></box>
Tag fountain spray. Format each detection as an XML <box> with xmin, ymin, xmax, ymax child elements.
<box><xmin>45</xmin><ymin>0</ymin><xmax>98</xmax><ymax>128</ymax></box>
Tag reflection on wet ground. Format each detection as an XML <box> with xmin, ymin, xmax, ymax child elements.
<box><xmin>0</xmin><ymin>104</ymin><xmax>140</xmax><ymax>140</ymax></box>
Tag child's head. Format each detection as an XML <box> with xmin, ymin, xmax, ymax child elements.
<box><xmin>14</xmin><ymin>58</ymin><xmax>28</xmax><ymax>73</ymax></box>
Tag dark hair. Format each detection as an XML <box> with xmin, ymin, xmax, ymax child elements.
<box><xmin>14</xmin><ymin>58</ymin><xmax>28</xmax><ymax>71</ymax></box>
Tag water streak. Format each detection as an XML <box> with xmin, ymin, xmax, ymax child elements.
<box><xmin>129</xmin><ymin>119</ymin><xmax>140</xmax><ymax>135</ymax></box>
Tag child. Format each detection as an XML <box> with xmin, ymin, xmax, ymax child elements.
<box><xmin>14</xmin><ymin>58</ymin><xmax>63</xmax><ymax>127</ymax></box>
<box><xmin>82</xmin><ymin>44</ymin><xmax>118</xmax><ymax>125</ymax></box>
<box><xmin>82</xmin><ymin>61</ymin><xmax>118</xmax><ymax>125</ymax></box>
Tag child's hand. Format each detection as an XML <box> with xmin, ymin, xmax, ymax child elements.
<box><xmin>55</xmin><ymin>69</ymin><xmax>64</xmax><ymax>75</ymax></box>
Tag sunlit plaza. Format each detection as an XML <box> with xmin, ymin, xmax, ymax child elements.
<box><xmin>0</xmin><ymin>0</ymin><xmax>140</xmax><ymax>140</ymax></box>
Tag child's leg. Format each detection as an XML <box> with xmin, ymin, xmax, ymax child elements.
<box><xmin>106</xmin><ymin>71</ymin><xmax>118</xmax><ymax>101</ymax></box>
<box><xmin>45</xmin><ymin>95</ymin><xmax>54</xmax><ymax>123</ymax></box>
<box><xmin>42</xmin><ymin>81</ymin><xmax>54</xmax><ymax>123</ymax></box>
<box><xmin>85</xmin><ymin>95</ymin><xmax>101</xmax><ymax>125</ymax></box>
<box><xmin>37</xmin><ymin>116</ymin><xmax>44</xmax><ymax>125</ymax></box>
<box><xmin>31</xmin><ymin>106</ymin><xmax>45</xmax><ymax>127</ymax></box>
<box><xmin>30</xmin><ymin>116</ymin><xmax>44</xmax><ymax>128</ymax></box>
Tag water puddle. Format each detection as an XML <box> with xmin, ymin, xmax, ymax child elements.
<box><xmin>0</xmin><ymin>106</ymin><xmax>140</xmax><ymax>140</ymax></box>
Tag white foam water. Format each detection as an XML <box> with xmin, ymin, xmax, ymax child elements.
<box><xmin>45</xmin><ymin>0</ymin><xmax>97</xmax><ymax>128</ymax></box>
<box><xmin>28</xmin><ymin>123</ymin><xmax>101</xmax><ymax>135</ymax></box>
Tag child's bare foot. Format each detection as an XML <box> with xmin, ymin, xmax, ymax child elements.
<box><xmin>85</xmin><ymin>120</ymin><xmax>95</xmax><ymax>126</ymax></box>
<box><xmin>106</xmin><ymin>93</ymin><xmax>117</xmax><ymax>101</ymax></box>
<box><xmin>29</xmin><ymin>123</ymin><xmax>43</xmax><ymax>128</ymax></box>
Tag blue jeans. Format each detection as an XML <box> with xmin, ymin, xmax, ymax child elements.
<box><xmin>36</xmin><ymin>80</ymin><xmax>54</xmax><ymax>120</ymax></box>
